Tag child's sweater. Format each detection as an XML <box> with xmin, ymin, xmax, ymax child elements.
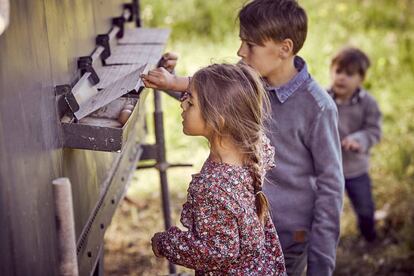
<box><xmin>328</xmin><ymin>88</ymin><xmax>382</xmax><ymax>178</ymax></box>
<box><xmin>156</xmin><ymin>139</ymin><xmax>285</xmax><ymax>275</ymax></box>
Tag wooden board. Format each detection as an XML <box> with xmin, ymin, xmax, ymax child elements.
<box><xmin>105</xmin><ymin>43</ymin><xmax>164</xmax><ymax>65</ymax></box>
<box><xmin>72</xmin><ymin>64</ymin><xmax>148</xmax><ymax>120</ymax></box>
<box><xmin>118</xmin><ymin>27</ymin><xmax>170</xmax><ymax>44</ymax></box>
<box><xmin>95</xmin><ymin>63</ymin><xmax>145</xmax><ymax>90</ymax></box>
<box><xmin>0</xmin><ymin>0</ymin><xmax>152</xmax><ymax>275</ymax></box>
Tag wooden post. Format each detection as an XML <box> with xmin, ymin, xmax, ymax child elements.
<box><xmin>0</xmin><ymin>0</ymin><xmax>9</xmax><ymax>35</ymax></box>
<box><xmin>154</xmin><ymin>89</ymin><xmax>176</xmax><ymax>274</ymax></box>
<box><xmin>52</xmin><ymin>178</ymin><xmax>79</xmax><ymax>276</ymax></box>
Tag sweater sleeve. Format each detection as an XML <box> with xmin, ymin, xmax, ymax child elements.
<box><xmin>347</xmin><ymin>97</ymin><xmax>382</xmax><ymax>153</ymax></box>
<box><xmin>307</xmin><ymin>104</ymin><xmax>344</xmax><ymax>276</ymax></box>
<box><xmin>156</xmin><ymin>185</ymin><xmax>240</xmax><ymax>271</ymax></box>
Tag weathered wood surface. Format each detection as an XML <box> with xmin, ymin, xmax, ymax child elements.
<box><xmin>105</xmin><ymin>43</ymin><xmax>164</xmax><ymax>65</ymax></box>
<box><xmin>0</xmin><ymin>0</ymin><xmax>156</xmax><ymax>275</ymax></box>
<box><xmin>118</xmin><ymin>28</ymin><xmax>170</xmax><ymax>44</ymax></box>
<box><xmin>52</xmin><ymin>178</ymin><xmax>79</xmax><ymax>276</ymax></box>
<box><xmin>96</xmin><ymin>63</ymin><xmax>145</xmax><ymax>90</ymax></box>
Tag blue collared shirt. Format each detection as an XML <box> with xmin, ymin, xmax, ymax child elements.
<box><xmin>267</xmin><ymin>56</ymin><xmax>310</xmax><ymax>103</ymax></box>
<box><xmin>263</xmin><ymin>56</ymin><xmax>344</xmax><ymax>276</ymax></box>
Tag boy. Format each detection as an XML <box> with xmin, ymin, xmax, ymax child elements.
<box><xmin>142</xmin><ymin>1</ymin><xmax>344</xmax><ymax>275</ymax></box>
<box><xmin>328</xmin><ymin>47</ymin><xmax>382</xmax><ymax>243</ymax></box>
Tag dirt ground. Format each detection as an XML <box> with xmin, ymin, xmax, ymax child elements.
<box><xmin>104</xmin><ymin>184</ymin><xmax>414</xmax><ymax>276</ymax></box>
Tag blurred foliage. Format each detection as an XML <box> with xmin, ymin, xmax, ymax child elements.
<box><xmin>141</xmin><ymin>0</ymin><xmax>243</xmax><ymax>42</ymax></box>
<box><xmin>105</xmin><ymin>0</ymin><xmax>414</xmax><ymax>275</ymax></box>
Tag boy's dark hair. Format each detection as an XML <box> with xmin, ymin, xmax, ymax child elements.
<box><xmin>331</xmin><ymin>47</ymin><xmax>371</xmax><ymax>78</ymax></box>
<box><xmin>238</xmin><ymin>0</ymin><xmax>308</xmax><ymax>54</ymax></box>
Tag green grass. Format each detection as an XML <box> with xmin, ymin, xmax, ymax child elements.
<box><xmin>104</xmin><ymin>1</ymin><xmax>414</xmax><ymax>275</ymax></box>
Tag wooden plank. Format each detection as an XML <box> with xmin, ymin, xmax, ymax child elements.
<box><xmin>44</xmin><ymin>0</ymin><xmax>96</xmax><ymax>84</ymax></box>
<box><xmin>62</xmin><ymin>92</ymin><xmax>145</xmax><ymax>152</ymax></box>
<box><xmin>52</xmin><ymin>178</ymin><xmax>79</xmax><ymax>276</ymax></box>
<box><xmin>76</xmin><ymin>89</ymin><xmax>149</xmax><ymax>275</ymax></box>
<box><xmin>62</xmin><ymin>121</ymin><xmax>123</xmax><ymax>152</ymax></box>
<box><xmin>105</xmin><ymin>43</ymin><xmax>164</xmax><ymax>65</ymax></box>
<box><xmin>91</xmin><ymin>0</ymin><xmax>124</xmax><ymax>35</ymax></box>
<box><xmin>118</xmin><ymin>28</ymin><xmax>170</xmax><ymax>45</ymax></box>
<box><xmin>95</xmin><ymin>63</ymin><xmax>144</xmax><ymax>90</ymax></box>
<box><xmin>73</xmin><ymin>64</ymin><xmax>148</xmax><ymax>120</ymax></box>
<box><xmin>0</xmin><ymin>0</ymin><xmax>61</xmax><ymax>275</ymax></box>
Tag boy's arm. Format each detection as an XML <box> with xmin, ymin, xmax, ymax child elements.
<box><xmin>140</xmin><ymin>67</ymin><xmax>190</xmax><ymax>92</ymax></box>
<box><xmin>347</xmin><ymin>98</ymin><xmax>382</xmax><ymax>152</ymax></box>
<box><xmin>155</xmin><ymin>186</ymin><xmax>240</xmax><ymax>270</ymax></box>
<box><xmin>307</xmin><ymin>104</ymin><xmax>344</xmax><ymax>276</ymax></box>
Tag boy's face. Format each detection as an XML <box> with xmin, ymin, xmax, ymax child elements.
<box><xmin>237</xmin><ymin>35</ymin><xmax>284</xmax><ymax>79</ymax></box>
<box><xmin>330</xmin><ymin>64</ymin><xmax>364</xmax><ymax>98</ymax></box>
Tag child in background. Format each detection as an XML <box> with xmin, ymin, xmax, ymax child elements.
<box><xmin>150</xmin><ymin>63</ymin><xmax>286</xmax><ymax>275</ymax></box>
<box><xmin>328</xmin><ymin>47</ymin><xmax>382</xmax><ymax>242</ymax></box>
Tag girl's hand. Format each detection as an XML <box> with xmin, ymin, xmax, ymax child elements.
<box><xmin>159</xmin><ymin>52</ymin><xmax>178</xmax><ymax>73</ymax></box>
<box><xmin>141</xmin><ymin>67</ymin><xmax>177</xmax><ymax>90</ymax></box>
<box><xmin>151</xmin><ymin>232</ymin><xmax>163</xmax><ymax>258</ymax></box>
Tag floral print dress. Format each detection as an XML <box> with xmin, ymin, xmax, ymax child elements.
<box><xmin>156</xmin><ymin>139</ymin><xmax>286</xmax><ymax>275</ymax></box>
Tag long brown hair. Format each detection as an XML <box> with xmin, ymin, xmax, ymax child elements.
<box><xmin>192</xmin><ymin>63</ymin><xmax>271</xmax><ymax>223</ymax></box>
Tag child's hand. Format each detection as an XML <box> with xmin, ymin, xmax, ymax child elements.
<box><xmin>151</xmin><ymin>232</ymin><xmax>163</xmax><ymax>258</ymax></box>
<box><xmin>141</xmin><ymin>67</ymin><xmax>177</xmax><ymax>90</ymax></box>
<box><xmin>341</xmin><ymin>137</ymin><xmax>361</xmax><ymax>152</ymax></box>
<box><xmin>159</xmin><ymin>52</ymin><xmax>178</xmax><ymax>73</ymax></box>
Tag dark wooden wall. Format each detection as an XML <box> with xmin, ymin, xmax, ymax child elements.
<box><xmin>0</xmin><ymin>0</ymin><xmax>130</xmax><ymax>275</ymax></box>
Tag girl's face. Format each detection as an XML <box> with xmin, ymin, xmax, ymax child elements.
<box><xmin>180</xmin><ymin>86</ymin><xmax>209</xmax><ymax>137</ymax></box>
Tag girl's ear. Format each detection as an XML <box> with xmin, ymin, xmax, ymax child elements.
<box><xmin>279</xmin><ymin>39</ymin><xmax>294</xmax><ymax>59</ymax></box>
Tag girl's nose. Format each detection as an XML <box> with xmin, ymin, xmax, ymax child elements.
<box><xmin>180</xmin><ymin>100</ymin><xmax>187</xmax><ymax>111</ymax></box>
<box><xmin>237</xmin><ymin>42</ymin><xmax>247</xmax><ymax>58</ymax></box>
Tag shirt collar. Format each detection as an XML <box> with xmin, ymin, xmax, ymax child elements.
<box><xmin>267</xmin><ymin>56</ymin><xmax>310</xmax><ymax>103</ymax></box>
<box><xmin>328</xmin><ymin>88</ymin><xmax>366</xmax><ymax>105</ymax></box>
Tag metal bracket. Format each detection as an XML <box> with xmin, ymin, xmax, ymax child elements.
<box><xmin>123</xmin><ymin>3</ymin><xmax>135</xmax><ymax>22</ymax></box>
<box><xmin>64</xmin><ymin>92</ymin><xmax>80</xmax><ymax>113</ymax></box>
<box><xmin>77</xmin><ymin>56</ymin><xmax>100</xmax><ymax>85</ymax></box>
<box><xmin>112</xmin><ymin>16</ymin><xmax>125</xmax><ymax>39</ymax></box>
<box><xmin>133</xmin><ymin>0</ymin><xmax>142</xmax><ymax>27</ymax></box>
<box><xmin>137</xmin><ymin>144</ymin><xmax>192</xmax><ymax>170</ymax></box>
<box><xmin>96</xmin><ymin>34</ymin><xmax>111</xmax><ymax>61</ymax></box>
<box><xmin>55</xmin><ymin>85</ymin><xmax>72</xmax><ymax>96</ymax></box>
<box><xmin>55</xmin><ymin>85</ymin><xmax>73</xmax><ymax>118</ymax></box>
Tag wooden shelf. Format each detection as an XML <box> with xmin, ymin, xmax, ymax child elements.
<box><xmin>58</xmin><ymin>27</ymin><xmax>169</xmax><ymax>152</ymax></box>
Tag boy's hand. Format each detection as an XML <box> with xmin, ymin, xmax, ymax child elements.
<box><xmin>341</xmin><ymin>137</ymin><xmax>361</xmax><ymax>152</ymax></box>
<box><xmin>159</xmin><ymin>52</ymin><xmax>178</xmax><ymax>73</ymax></box>
<box><xmin>141</xmin><ymin>67</ymin><xmax>177</xmax><ymax>90</ymax></box>
<box><xmin>151</xmin><ymin>232</ymin><xmax>164</xmax><ymax>258</ymax></box>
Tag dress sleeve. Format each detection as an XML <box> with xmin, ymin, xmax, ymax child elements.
<box><xmin>260</xmin><ymin>134</ymin><xmax>276</xmax><ymax>171</ymax></box>
<box><xmin>156</xmin><ymin>184</ymin><xmax>240</xmax><ymax>271</ymax></box>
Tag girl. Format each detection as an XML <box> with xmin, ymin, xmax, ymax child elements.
<box><xmin>147</xmin><ymin>64</ymin><xmax>285</xmax><ymax>275</ymax></box>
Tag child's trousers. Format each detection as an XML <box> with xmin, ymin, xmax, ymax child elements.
<box><xmin>345</xmin><ymin>173</ymin><xmax>377</xmax><ymax>242</ymax></box>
